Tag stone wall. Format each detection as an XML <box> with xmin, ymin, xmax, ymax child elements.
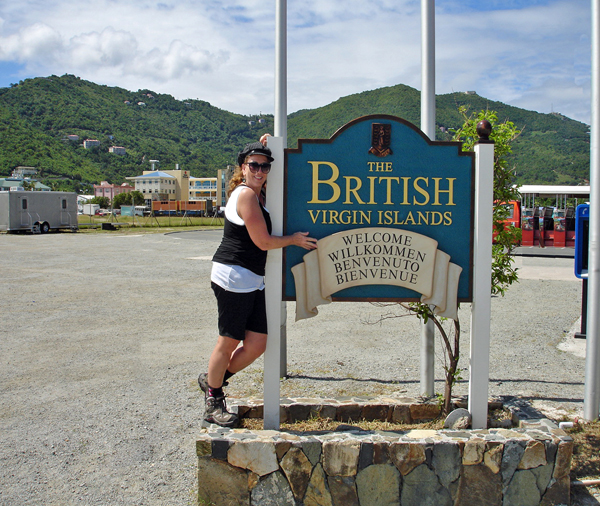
<box><xmin>197</xmin><ymin>419</ymin><xmax>573</xmax><ymax>506</ymax></box>
<box><xmin>229</xmin><ymin>395</ymin><xmax>444</xmax><ymax>425</ymax></box>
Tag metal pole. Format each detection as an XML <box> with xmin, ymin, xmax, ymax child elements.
<box><xmin>275</xmin><ymin>0</ymin><xmax>287</xmax><ymax>142</ymax></box>
<box><xmin>420</xmin><ymin>0</ymin><xmax>436</xmax><ymax>396</ymax></box>
<box><xmin>575</xmin><ymin>279</ymin><xmax>588</xmax><ymax>339</ymax></box>
<box><xmin>274</xmin><ymin>0</ymin><xmax>288</xmax><ymax>379</ymax></box>
<box><xmin>584</xmin><ymin>0</ymin><xmax>600</xmax><ymax>421</ymax></box>
<box><xmin>421</xmin><ymin>0</ymin><xmax>436</xmax><ymax>139</ymax></box>
<box><xmin>263</xmin><ymin>0</ymin><xmax>288</xmax><ymax>430</ymax></box>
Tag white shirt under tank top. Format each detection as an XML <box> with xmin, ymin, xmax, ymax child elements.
<box><xmin>211</xmin><ymin>185</ymin><xmax>266</xmax><ymax>292</ymax></box>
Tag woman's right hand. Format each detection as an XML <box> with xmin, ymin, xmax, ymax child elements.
<box><xmin>292</xmin><ymin>232</ymin><xmax>318</xmax><ymax>250</ymax></box>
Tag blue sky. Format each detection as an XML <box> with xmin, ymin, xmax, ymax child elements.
<box><xmin>0</xmin><ymin>0</ymin><xmax>592</xmax><ymax>124</ymax></box>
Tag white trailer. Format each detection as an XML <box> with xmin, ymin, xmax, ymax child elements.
<box><xmin>0</xmin><ymin>191</ymin><xmax>79</xmax><ymax>233</ymax></box>
<box><xmin>82</xmin><ymin>203</ymin><xmax>100</xmax><ymax>216</ymax></box>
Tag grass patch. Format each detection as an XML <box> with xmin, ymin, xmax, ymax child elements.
<box><xmin>77</xmin><ymin>214</ymin><xmax>223</xmax><ymax>230</ymax></box>
<box><xmin>75</xmin><ymin>215</ymin><xmax>223</xmax><ymax>234</ymax></box>
<box><xmin>239</xmin><ymin>407</ymin><xmax>512</xmax><ymax>433</ymax></box>
<box><xmin>568</xmin><ymin>420</ymin><xmax>600</xmax><ymax>480</ymax></box>
<box><xmin>240</xmin><ymin>417</ymin><xmax>444</xmax><ymax>433</ymax></box>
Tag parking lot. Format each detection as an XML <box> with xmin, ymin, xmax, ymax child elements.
<box><xmin>0</xmin><ymin>229</ymin><xmax>589</xmax><ymax>505</ymax></box>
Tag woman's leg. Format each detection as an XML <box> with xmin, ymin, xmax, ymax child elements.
<box><xmin>226</xmin><ymin>331</ymin><xmax>267</xmax><ymax>374</ymax></box>
<box><xmin>204</xmin><ymin>335</ymin><xmax>241</xmax><ymax>428</ymax></box>
<box><xmin>207</xmin><ymin>335</ymin><xmax>240</xmax><ymax>389</ymax></box>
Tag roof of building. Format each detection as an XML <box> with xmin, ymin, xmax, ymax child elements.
<box><xmin>0</xmin><ymin>179</ymin><xmax>51</xmax><ymax>190</ymax></box>
<box><xmin>130</xmin><ymin>171</ymin><xmax>175</xmax><ymax>179</ymax></box>
<box><xmin>519</xmin><ymin>185</ymin><xmax>591</xmax><ymax>197</ymax></box>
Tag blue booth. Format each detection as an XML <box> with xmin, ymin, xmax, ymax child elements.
<box><xmin>574</xmin><ymin>204</ymin><xmax>590</xmax><ymax>279</ymax></box>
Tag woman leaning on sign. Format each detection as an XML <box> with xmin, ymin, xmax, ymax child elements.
<box><xmin>198</xmin><ymin>134</ymin><xmax>318</xmax><ymax>428</ymax></box>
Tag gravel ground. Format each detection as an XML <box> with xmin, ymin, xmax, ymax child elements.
<box><xmin>0</xmin><ymin>229</ymin><xmax>597</xmax><ymax>505</ymax></box>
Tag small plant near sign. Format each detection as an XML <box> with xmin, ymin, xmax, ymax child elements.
<box><xmin>452</xmin><ymin>108</ymin><xmax>523</xmax><ymax>296</ymax></box>
<box><xmin>372</xmin><ymin>109</ymin><xmax>522</xmax><ymax>414</ymax></box>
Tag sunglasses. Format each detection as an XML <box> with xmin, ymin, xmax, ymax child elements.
<box><xmin>245</xmin><ymin>161</ymin><xmax>272</xmax><ymax>174</ymax></box>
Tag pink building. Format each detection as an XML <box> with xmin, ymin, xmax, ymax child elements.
<box><xmin>94</xmin><ymin>181</ymin><xmax>134</xmax><ymax>200</ymax></box>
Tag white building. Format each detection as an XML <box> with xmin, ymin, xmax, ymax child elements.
<box><xmin>83</xmin><ymin>139</ymin><xmax>100</xmax><ymax>149</ymax></box>
<box><xmin>189</xmin><ymin>177</ymin><xmax>217</xmax><ymax>203</ymax></box>
<box><xmin>127</xmin><ymin>171</ymin><xmax>176</xmax><ymax>203</ymax></box>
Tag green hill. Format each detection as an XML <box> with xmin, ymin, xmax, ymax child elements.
<box><xmin>288</xmin><ymin>85</ymin><xmax>591</xmax><ymax>185</ymax></box>
<box><xmin>0</xmin><ymin>74</ymin><xmax>274</xmax><ymax>191</ymax></box>
<box><xmin>0</xmin><ymin>75</ymin><xmax>590</xmax><ymax>191</ymax></box>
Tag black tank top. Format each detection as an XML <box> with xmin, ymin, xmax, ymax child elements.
<box><xmin>212</xmin><ymin>187</ymin><xmax>273</xmax><ymax>276</ymax></box>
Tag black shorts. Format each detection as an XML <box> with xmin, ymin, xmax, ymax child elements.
<box><xmin>211</xmin><ymin>282</ymin><xmax>268</xmax><ymax>341</ymax></box>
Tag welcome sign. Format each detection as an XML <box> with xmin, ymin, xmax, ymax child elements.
<box><xmin>283</xmin><ymin>115</ymin><xmax>475</xmax><ymax>320</ymax></box>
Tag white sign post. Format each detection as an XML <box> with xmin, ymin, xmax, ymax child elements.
<box><xmin>468</xmin><ymin>133</ymin><xmax>494</xmax><ymax>429</ymax></box>
<box><xmin>264</xmin><ymin>136</ymin><xmax>285</xmax><ymax>430</ymax></box>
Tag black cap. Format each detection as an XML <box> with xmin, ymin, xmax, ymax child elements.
<box><xmin>237</xmin><ymin>142</ymin><xmax>274</xmax><ymax>166</ymax></box>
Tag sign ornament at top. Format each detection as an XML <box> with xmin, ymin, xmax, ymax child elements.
<box><xmin>368</xmin><ymin>123</ymin><xmax>393</xmax><ymax>157</ymax></box>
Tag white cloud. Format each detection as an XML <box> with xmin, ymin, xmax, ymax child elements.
<box><xmin>0</xmin><ymin>0</ymin><xmax>593</xmax><ymax>124</ymax></box>
<box><xmin>0</xmin><ymin>22</ymin><xmax>62</xmax><ymax>62</ymax></box>
<box><xmin>133</xmin><ymin>40</ymin><xmax>229</xmax><ymax>81</ymax></box>
<box><xmin>68</xmin><ymin>28</ymin><xmax>137</xmax><ymax>68</ymax></box>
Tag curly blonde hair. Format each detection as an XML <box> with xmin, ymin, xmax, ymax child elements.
<box><xmin>227</xmin><ymin>157</ymin><xmax>268</xmax><ymax>197</ymax></box>
<box><xmin>227</xmin><ymin>165</ymin><xmax>245</xmax><ymax>197</ymax></box>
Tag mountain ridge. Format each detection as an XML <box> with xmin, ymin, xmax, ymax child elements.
<box><xmin>0</xmin><ymin>74</ymin><xmax>590</xmax><ymax>191</ymax></box>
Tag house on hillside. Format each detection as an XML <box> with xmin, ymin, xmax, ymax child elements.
<box><xmin>12</xmin><ymin>167</ymin><xmax>38</xmax><ymax>179</ymax></box>
<box><xmin>109</xmin><ymin>146</ymin><xmax>126</xmax><ymax>155</ymax></box>
<box><xmin>83</xmin><ymin>139</ymin><xmax>100</xmax><ymax>149</ymax></box>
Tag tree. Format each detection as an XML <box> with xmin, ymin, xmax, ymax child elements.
<box><xmin>21</xmin><ymin>180</ymin><xmax>36</xmax><ymax>191</ymax></box>
<box><xmin>451</xmin><ymin>108</ymin><xmax>522</xmax><ymax>296</ymax></box>
<box><xmin>90</xmin><ymin>196</ymin><xmax>110</xmax><ymax>208</ymax></box>
<box><xmin>374</xmin><ymin>109</ymin><xmax>522</xmax><ymax>416</ymax></box>
<box><xmin>112</xmin><ymin>190</ymin><xmax>144</xmax><ymax>208</ymax></box>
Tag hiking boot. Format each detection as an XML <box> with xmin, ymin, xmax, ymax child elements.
<box><xmin>198</xmin><ymin>373</ymin><xmax>227</xmax><ymax>399</ymax></box>
<box><xmin>204</xmin><ymin>395</ymin><xmax>239</xmax><ymax>428</ymax></box>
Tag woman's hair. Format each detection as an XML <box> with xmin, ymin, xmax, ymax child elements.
<box><xmin>227</xmin><ymin>165</ymin><xmax>245</xmax><ymax>197</ymax></box>
<box><xmin>227</xmin><ymin>156</ymin><xmax>267</xmax><ymax>197</ymax></box>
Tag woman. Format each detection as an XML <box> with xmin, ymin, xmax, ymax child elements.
<box><xmin>199</xmin><ymin>136</ymin><xmax>317</xmax><ymax>427</ymax></box>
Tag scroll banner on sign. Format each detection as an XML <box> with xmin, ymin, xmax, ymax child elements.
<box><xmin>291</xmin><ymin>227</ymin><xmax>462</xmax><ymax>322</ymax></box>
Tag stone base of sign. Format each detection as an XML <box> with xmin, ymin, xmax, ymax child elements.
<box><xmin>197</xmin><ymin>396</ymin><xmax>572</xmax><ymax>506</ymax></box>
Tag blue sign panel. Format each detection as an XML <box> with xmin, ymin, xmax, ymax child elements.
<box><xmin>575</xmin><ymin>204</ymin><xmax>589</xmax><ymax>279</ymax></box>
<box><xmin>283</xmin><ymin>115</ymin><xmax>475</xmax><ymax>301</ymax></box>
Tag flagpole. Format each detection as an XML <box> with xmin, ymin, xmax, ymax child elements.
<box><xmin>420</xmin><ymin>0</ymin><xmax>436</xmax><ymax>397</ymax></box>
<box><xmin>264</xmin><ymin>0</ymin><xmax>287</xmax><ymax>430</ymax></box>
<box><xmin>275</xmin><ymin>0</ymin><xmax>287</xmax><ymax>143</ymax></box>
<box><xmin>584</xmin><ymin>0</ymin><xmax>600</xmax><ymax>421</ymax></box>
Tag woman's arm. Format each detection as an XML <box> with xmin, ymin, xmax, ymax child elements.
<box><xmin>237</xmin><ymin>187</ymin><xmax>317</xmax><ymax>251</ymax></box>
